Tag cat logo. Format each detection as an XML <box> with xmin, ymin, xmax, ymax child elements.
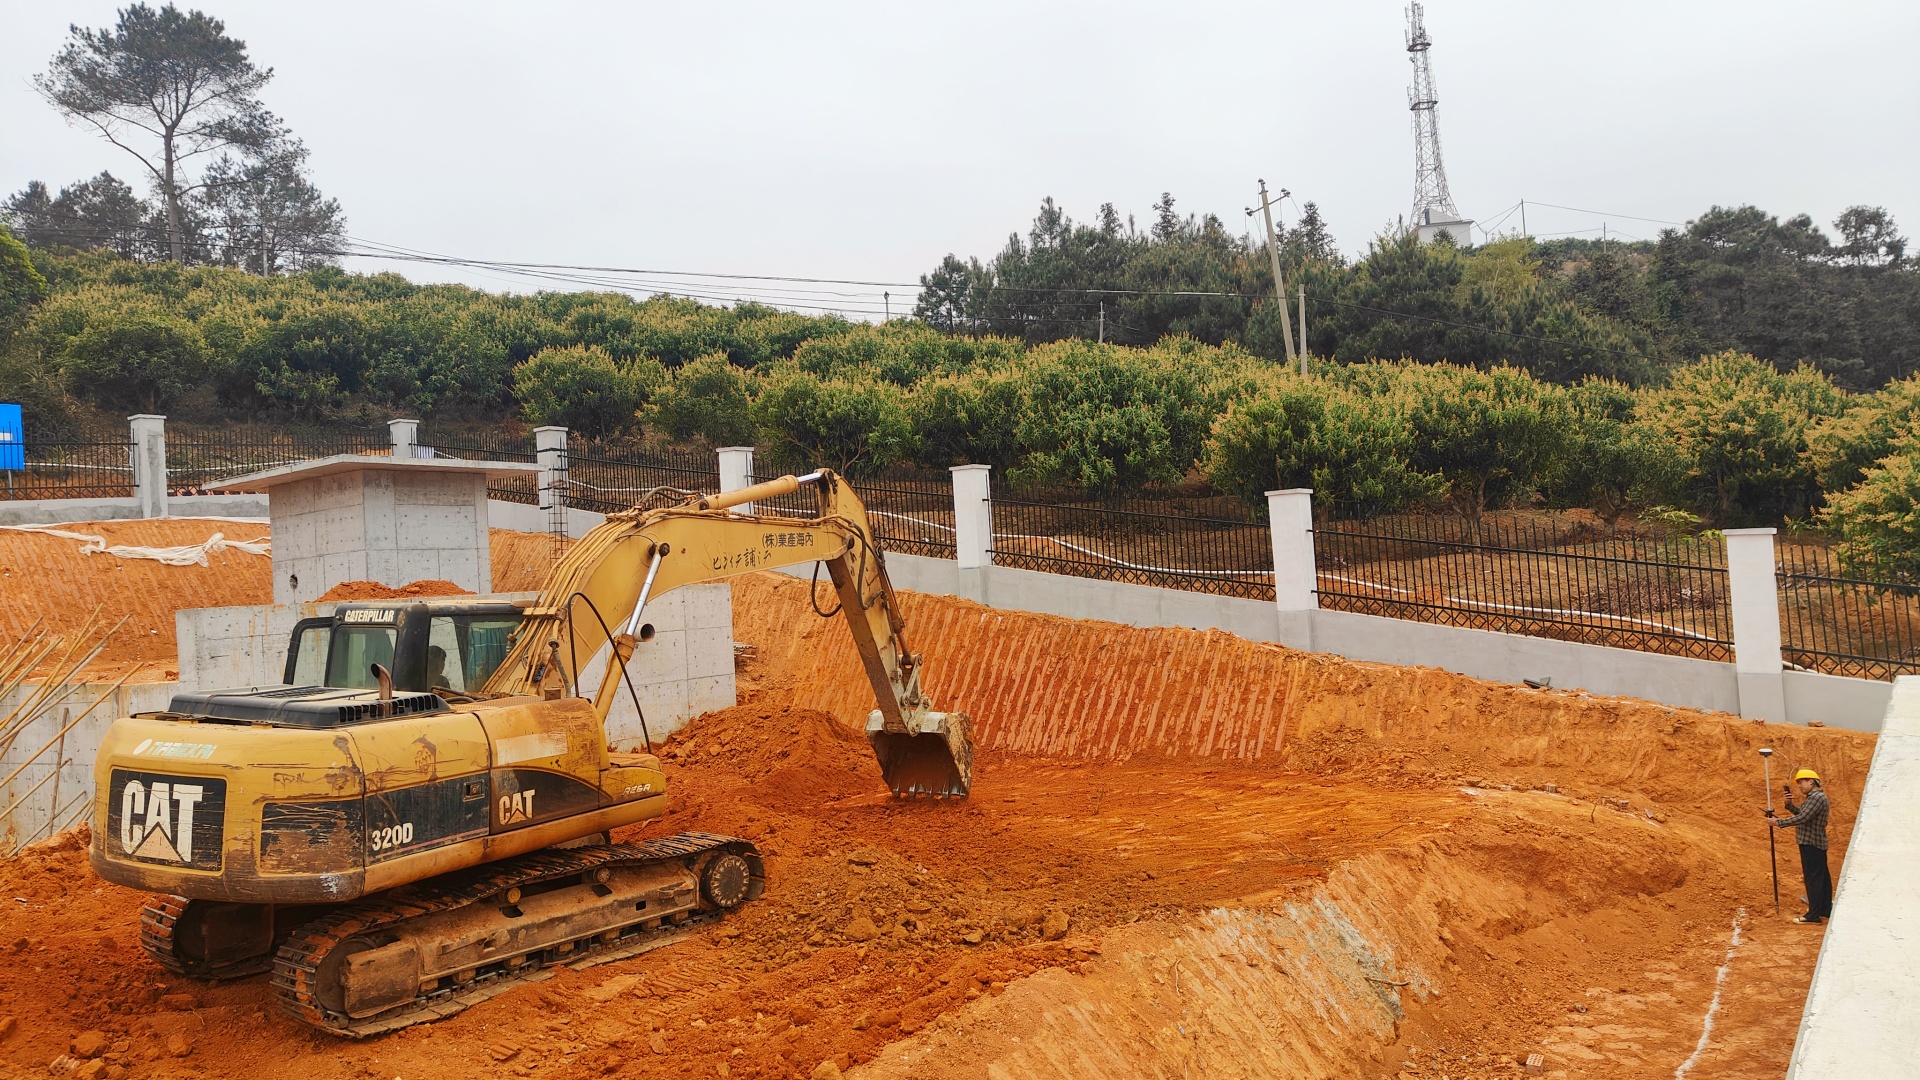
<box><xmin>498</xmin><ymin>788</ymin><xmax>538</xmax><ymax>825</ymax></box>
<box><xmin>120</xmin><ymin>779</ymin><xmax>205</xmax><ymax>863</ymax></box>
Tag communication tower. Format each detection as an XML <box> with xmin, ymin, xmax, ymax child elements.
<box><xmin>1405</xmin><ymin>3</ymin><xmax>1472</xmax><ymax>243</ymax></box>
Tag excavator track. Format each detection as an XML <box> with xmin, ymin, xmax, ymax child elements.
<box><xmin>141</xmin><ymin>895</ymin><xmax>292</xmax><ymax>980</ymax></box>
<box><xmin>271</xmin><ymin>832</ymin><xmax>762</xmax><ymax>1037</ymax></box>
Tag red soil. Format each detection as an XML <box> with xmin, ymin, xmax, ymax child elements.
<box><xmin>0</xmin><ymin>569</ymin><xmax>1877</xmax><ymax>1080</ymax></box>
<box><xmin>314</xmin><ymin>579</ymin><xmax>474</xmax><ymax>601</ymax></box>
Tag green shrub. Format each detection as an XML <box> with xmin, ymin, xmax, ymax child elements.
<box><xmin>646</xmin><ymin>352</ymin><xmax>754</xmax><ymax>446</ymax></box>
<box><xmin>1008</xmin><ymin>339</ymin><xmax>1214</xmax><ymax>490</ymax></box>
<box><xmin>1357</xmin><ymin>362</ymin><xmax>1574</xmax><ymax>524</ymax></box>
<box><xmin>512</xmin><ymin>345</ymin><xmax>665</xmax><ymax>437</ymax></box>
<box><xmin>0</xmin><ymin>226</ymin><xmax>47</xmax><ymax>343</ymax></box>
<box><xmin>905</xmin><ymin>370</ymin><xmax>1022</xmax><ymax>470</ymax></box>
<box><xmin>1203</xmin><ymin>377</ymin><xmax>1441</xmax><ymax>516</ymax></box>
<box><xmin>1638</xmin><ymin>351</ymin><xmax>1845</xmax><ymax>523</ymax></box>
<box><xmin>1806</xmin><ymin>375</ymin><xmax>1920</xmax><ymax>495</ymax></box>
<box><xmin>60</xmin><ymin>310</ymin><xmax>205</xmax><ymax>412</ymax></box>
<box><xmin>1559</xmin><ymin>377</ymin><xmax>1676</xmax><ymax>526</ymax></box>
<box><xmin>1823</xmin><ymin>442</ymin><xmax>1920</xmax><ymax>583</ymax></box>
<box><xmin>750</xmin><ymin>367</ymin><xmax>916</xmax><ymax>476</ymax></box>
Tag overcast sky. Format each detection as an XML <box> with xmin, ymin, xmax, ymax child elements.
<box><xmin>3</xmin><ymin>1</ymin><xmax>1915</xmax><ymax>319</ymax></box>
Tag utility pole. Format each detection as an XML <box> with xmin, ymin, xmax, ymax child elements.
<box><xmin>883</xmin><ymin>291</ymin><xmax>890</xmax><ymax>323</ymax></box>
<box><xmin>1297</xmin><ymin>284</ymin><xmax>1308</xmax><ymax>375</ymax></box>
<box><xmin>1520</xmin><ymin>199</ymin><xmax>1528</xmax><ymax>238</ymax></box>
<box><xmin>1250</xmin><ymin>179</ymin><xmax>1297</xmax><ymax>365</ymax></box>
<box><xmin>1098</xmin><ymin>301</ymin><xmax>1105</xmax><ymax>343</ymax></box>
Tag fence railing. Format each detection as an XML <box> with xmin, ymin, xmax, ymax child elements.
<box><xmin>3</xmin><ymin>441</ymin><xmax>135</xmax><ymax>500</ymax></box>
<box><xmin>1778</xmin><ymin>546</ymin><xmax>1920</xmax><ymax>681</ymax></box>
<box><xmin>1313</xmin><ymin>515</ymin><xmax>1733</xmax><ymax>660</ymax></box>
<box><xmin>745</xmin><ymin>471</ymin><xmax>960</xmax><ymax>559</ymax></box>
<box><xmin>422</xmin><ymin>430</ymin><xmax>540</xmax><ymax>504</ymax></box>
<box><xmin>565</xmin><ymin>450</ymin><xmax>719</xmax><ymax>516</ymax></box>
<box><xmin>990</xmin><ymin>486</ymin><xmax>1275</xmax><ymax>601</ymax></box>
<box><xmin>168</xmin><ymin>428</ymin><xmax>390</xmax><ymax>493</ymax></box>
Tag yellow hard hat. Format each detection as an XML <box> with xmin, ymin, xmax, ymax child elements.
<box><xmin>1793</xmin><ymin>768</ymin><xmax>1821</xmax><ymax>781</ymax></box>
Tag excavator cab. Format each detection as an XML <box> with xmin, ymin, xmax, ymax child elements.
<box><xmin>283</xmin><ymin>601</ymin><xmax>526</xmax><ymax>694</ymax></box>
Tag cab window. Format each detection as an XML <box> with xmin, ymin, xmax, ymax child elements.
<box><xmin>286</xmin><ymin>619</ymin><xmax>330</xmax><ymax>685</ymax></box>
<box><xmin>428</xmin><ymin>614</ymin><xmax>522</xmax><ymax>692</ymax></box>
<box><xmin>325</xmin><ymin>626</ymin><xmax>397</xmax><ymax>689</ymax></box>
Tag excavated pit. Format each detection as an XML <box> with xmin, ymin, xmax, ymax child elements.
<box><xmin>0</xmin><ymin>564</ymin><xmax>1878</xmax><ymax>1080</ymax></box>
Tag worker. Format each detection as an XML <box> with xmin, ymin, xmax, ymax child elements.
<box><xmin>426</xmin><ymin>645</ymin><xmax>453</xmax><ymax>690</ymax></box>
<box><xmin>1766</xmin><ymin>768</ymin><xmax>1832</xmax><ymax>924</ymax></box>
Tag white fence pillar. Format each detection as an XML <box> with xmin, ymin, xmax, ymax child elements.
<box><xmin>1267</xmin><ymin>488</ymin><xmax>1316</xmax><ymax>650</ymax></box>
<box><xmin>717</xmin><ymin>447</ymin><xmax>755</xmax><ymax>512</ymax></box>
<box><xmin>534</xmin><ymin>426</ymin><xmax>568</xmax><ymax>510</ymax></box>
<box><xmin>1267</xmin><ymin>489</ymin><xmax>1316</xmax><ymax>611</ymax></box>
<box><xmin>951</xmin><ymin>465</ymin><xmax>992</xmax><ymax>570</ymax></box>
<box><xmin>128</xmin><ymin>414</ymin><xmax>166</xmax><ymax>518</ymax></box>
<box><xmin>1725</xmin><ymin>527</ymin><xmax>1787</xmax><ymax>722</ymax></box>
<box><xmin>389</xmin><ymin>418</ymin><xmax>419</xmax><ymax>459</ymax></box>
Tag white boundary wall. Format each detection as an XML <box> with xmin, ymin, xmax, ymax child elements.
<box><xmin>1786</xmin><ymin>677</ymin><xmax>1920</xmax><ymax>1074</ymax></box>
<box><xmin>870</xmin><ymin>555</ymin><xmax>1892</xmax><ymax>732</ymax></box>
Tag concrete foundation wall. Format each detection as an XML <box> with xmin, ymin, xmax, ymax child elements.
<box><xmin>876</xmin><ymin>553</ymin><xmax>1891</xmax><ymax>731</ymax></box>
<box><xmin>0</xmin><ymin>494</ymin><xmax>268</xmax><ymax>527</ymax></box>
<box><xmin>1786</xmin><ymin>677</ymin><xmax>1920</xmax><ymax>1075</ymax></box>
<box><xmin>575</xmin><ymin>583</ymin><xmax>736</xmax><ymax>751</ymax></box>
<box><xmin>0</xmin><ymin>681</ymin><xmax>177</xmax><ymax>852</ymax></box>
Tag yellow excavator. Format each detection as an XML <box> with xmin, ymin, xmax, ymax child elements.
<box><xmin>87</xmin><ymin>471</ymin><xmax>972</xmax><ymax>1035</ymax></box>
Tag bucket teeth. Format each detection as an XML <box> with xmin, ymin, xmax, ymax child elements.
<box><xmin>867</xmin><ymin>710</ymin><xmax>974</xmax><ymax>798</ymax></box>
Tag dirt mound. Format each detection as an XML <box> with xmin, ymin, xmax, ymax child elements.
<box><xmin>0</xmin><ymin>525</ymin><xmax>555</xmax><ymax>677</ymax></box>
<box><xmin>316</xmin><ymin>578</ymin><xmax>475</xmax><ymax>601</ymax></box>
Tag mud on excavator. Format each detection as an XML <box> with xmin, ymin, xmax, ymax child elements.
<box><xmin>88</xmin><ymin>471</ymin><xmax>972</xmax><ymax>1035</ymax></box>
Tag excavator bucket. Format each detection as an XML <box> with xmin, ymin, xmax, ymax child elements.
<box><xmin>865</xmin><ymin>710</ymin><xmax>974</xmax><ymax>798</ymax></box>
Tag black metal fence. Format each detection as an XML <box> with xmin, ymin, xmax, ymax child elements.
<box><xmin>421</xmin><ymin>430</ymin><xmax>539</xmax><ymax>504</ymax></box>
<box><xmin>745</xmin><ymin>471</ymin><xmax>958</xmax><ymax>559</ymax></box>
<box><xmin>565</xmin><ymin>448</ymin><xmax>719</xmax><ymax>516</ymax></box>
<box><xmin>1313</xmin><ymin>515</ymin><xmax>1734</xmax><ymax>660</ymax></box>
<box><xmin>989</xmin><ymin>485</ymin><xmax>1274</xmax><ymax>600</ymax></box>
<box><xmin>3</xmin><ymin>441</ymin><xmax>136</xmax><ymax>500</ymax></box>
<box><xmin>1778</xmin><ymin>545</ymin><xmax>1920</xmax><ymax>680</ymax></box>
<box><xmin>168</xmin><ymin>427</ymin><xmax>390</xmax><ymax>493</ymax></box>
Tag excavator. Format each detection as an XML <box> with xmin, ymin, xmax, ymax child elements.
<box><xmin>87</xmin><ymin>471</ymin><xmax>973</xmax><ymax>1036</ymax></box>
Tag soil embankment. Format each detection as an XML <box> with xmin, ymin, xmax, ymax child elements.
<box><xmin>0</xmin><ymin>522</ymin><xmax>557</xmax><ymax>680</ymax></box>
<box><xmin>0</xmin><ymin>568</ymin><xmax>1874</xmax><ymax>1079</ymax></box>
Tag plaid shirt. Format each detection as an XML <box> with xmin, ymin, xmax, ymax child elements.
<box><xmin>1774</xmin><ymin>787</ymin><xmax>1830</xmax><ymax>850</ymax></box>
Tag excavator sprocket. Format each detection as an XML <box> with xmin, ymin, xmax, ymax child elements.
<box><xmin>271</xmin><ymin>832</ymin><xmax>763</xmax><ymax>1037</ymax></box>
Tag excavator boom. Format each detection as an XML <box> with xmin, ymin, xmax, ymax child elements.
<box><xmin>481</xmin><ymin>470</ymin><xmax>973</xmax><ymax>798</ymax></box>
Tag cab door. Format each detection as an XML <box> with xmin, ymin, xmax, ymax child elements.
<box><xmin>283</xmin><ymin>617</ymin><xmax>333</xmax><ymax>685</ymax></box>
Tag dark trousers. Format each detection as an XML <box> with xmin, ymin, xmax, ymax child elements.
<box><xmin>1798</xmin><ymin>843</ymin><xmax>1833</xmax><ymax>919</ymax></box>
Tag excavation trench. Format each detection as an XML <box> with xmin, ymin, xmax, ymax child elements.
<box><xmin>0</xmin><ymin>567</ymin><xmax>1876</xmax><ymax>1080</ymax></box>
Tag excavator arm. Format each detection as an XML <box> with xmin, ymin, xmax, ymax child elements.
<box><xmin>480</xmin><ymin>470</ymin><xmax>972</xmax><ymax>797</ymax></box>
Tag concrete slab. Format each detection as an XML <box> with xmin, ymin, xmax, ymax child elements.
<box><xmin>202</xmin><ymin>453</ymin><xmax>536</xmax><ymax>491</ymax></box>
<box><xmin>1786</xmin><ymin>677</ymin><xmax>1920</xmax><ymax>1075</ymax></box>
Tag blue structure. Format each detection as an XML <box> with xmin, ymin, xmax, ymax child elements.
<box><xmin>0</xmin><ymin>404</ymin><xmax>22</xmax><ymax>472</ymax></box>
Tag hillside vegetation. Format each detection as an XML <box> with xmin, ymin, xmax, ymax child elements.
<box><xmin>5</xmin><ymin>226</ymin><xmax>1920</xmax><ymax>580</ymax></box>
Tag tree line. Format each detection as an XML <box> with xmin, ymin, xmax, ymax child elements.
<box><xmin>917</xmin><ymin>195</ymin><xmax>1918</xmax><ymax>390</ymax></box>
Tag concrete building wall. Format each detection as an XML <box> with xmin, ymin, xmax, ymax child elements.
<box><xmin>271</xmin><ymin>469</ymin><xmax>492</xmax><ymax>603</ymax></box>
<box><xmin>1786</xmin><ymin>677</ymin><xmax>1920</xmax><ymax>1076</ymax></box>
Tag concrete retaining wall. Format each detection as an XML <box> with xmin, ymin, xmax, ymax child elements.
<box><xmin>0</xmin><ymin>681</ymin><xmax>177</xmax><ymax>851</ymax></box>
<box><xmin>1786</xmin><ymin>677</ymin><xmax>1920</xmax><ymax>1075</ymax></box>
<box><xmin>0</xmin><ymin>494</ymin><xmax>267</xmax><ymax>527</ymax></box>
<box><xmin>877</xmin><ymin>554</ymin><xmax>1891</xmax><ymax>732</ymax></box>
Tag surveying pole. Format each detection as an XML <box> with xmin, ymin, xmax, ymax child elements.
<box><xmin>1252</xmin><ymin>180</ymin><xmax>1297</xmax><ymax>365</ymax></box>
